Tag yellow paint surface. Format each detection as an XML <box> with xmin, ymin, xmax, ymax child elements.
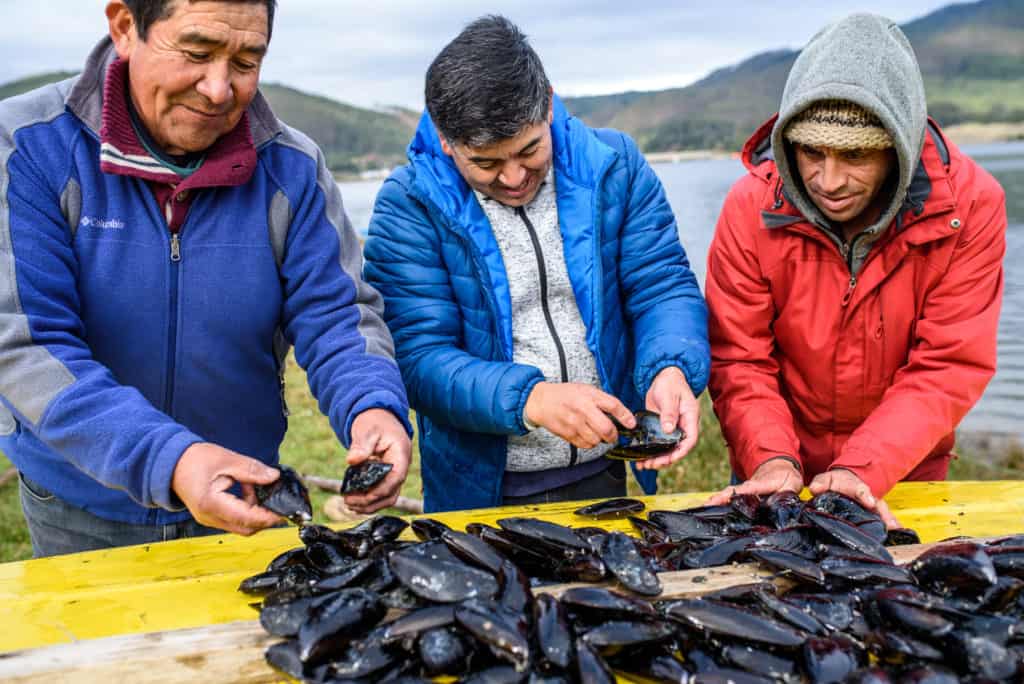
<box><xmin>1</xmin><ymin>481</ymin><xmax>1021</xmax><ymax>653</ymax></box>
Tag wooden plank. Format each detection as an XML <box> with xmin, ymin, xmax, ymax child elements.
<box><xmin>0</xmin><ymin>536</ymin><xmax>988</xmax><ymax>682</ymax></box>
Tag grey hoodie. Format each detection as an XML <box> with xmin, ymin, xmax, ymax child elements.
<box><xmin>771</xmin><ymin>13</ymin><xmax>928</xmax><ymax>263</ymax></box>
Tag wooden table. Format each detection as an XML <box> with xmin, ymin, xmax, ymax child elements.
<box><xmin>1</xmin><ymin>481</ymin><xmax>1022</xmax><ymax>682</ymax></box>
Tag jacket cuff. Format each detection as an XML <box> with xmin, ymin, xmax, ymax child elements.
<box><xmin>342</xmin><ymin>391</ymin><xmax>413</xmax><ymax>447</ymax></box>
<box><xmin>515</xmin><ymin>376</ymin><xmax>546</xmax><ymax>436</ymax></box>
<box><xmin>150</xmin><ymin>430</ymin><xmax>206</xmax><ymax>511</ymax></box>
<box><xmin>635</xmin><ymin>349</ymin><xmax>709</xmax><ymax>399</ymax></box>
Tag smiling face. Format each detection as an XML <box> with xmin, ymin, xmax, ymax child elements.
<box><xmin>106</xmin><ymin>0</ymin><xmax>268</xmax><ymax>155</ymax></box>
<box><xmin>794</xmin><ymin>143</ymin><xmax>897</xmax><ymax>233</ymax></box>
<box><xmin>439</xmin><ymin>105</ymin><xmax>554</xmax><ymax>207</ymax></box>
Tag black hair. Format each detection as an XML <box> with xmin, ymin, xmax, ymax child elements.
<box><xmin>123</xmin><ymin>0</ymin><xmax>276</xmax><ymax>41</ymax></box>
<box><xmin>425</xmin><ymin>15</ymin><xmax>551</xmax><ymax>147</ymax></box>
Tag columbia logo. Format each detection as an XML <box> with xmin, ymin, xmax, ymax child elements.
<box><xmin>80</xmin><ymin>216</ymin><xmax>125</xmax><ymax>230</ymax></box>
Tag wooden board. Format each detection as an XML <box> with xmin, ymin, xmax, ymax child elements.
<box><xmin>0</xmin><ymin>537</ymin><xmax>981</xmax><ymax>683</ymax></box>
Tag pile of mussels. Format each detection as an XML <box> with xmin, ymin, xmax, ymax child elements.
<box><xmin>240</xmin><ymin>479</ymin><xmax>1024</xmax><ymax>683</ymax></box>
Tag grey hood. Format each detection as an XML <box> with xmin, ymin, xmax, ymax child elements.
<box><xmin>771</xmin><ymin>13</ymin><xmax>927</xmax><ymax>236</ymax></box>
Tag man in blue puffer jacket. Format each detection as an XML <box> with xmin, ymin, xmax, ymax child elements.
<box><xmin>364</xmin><ymin>16</ymin><xmax>709</xmax><ymax>512</ymax></box>
<box><xmin>0</xmin><ymin>0</ymin><xmax>412</xmax><ymax>556</ymax></box>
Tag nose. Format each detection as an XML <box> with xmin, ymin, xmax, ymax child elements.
<box><xmin>195</xmin><ymin>61</ymin><xmax>233</xmax><ymax>107</ymax></box>
<box><xmin>498</xmin><ymin>163</ymin><xmax>527</xmax><ymax>189</ymax></box>
<box><xmin>818</xmin><ymin>154</ymin><xmax>846</xmax><ymax>195</ymax></box>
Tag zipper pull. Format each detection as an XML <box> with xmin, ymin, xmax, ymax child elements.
<box><xmin>170</xmin><ymin>233</ymin><xmax>181</xmax><ymax>262</ymax></box>
<box><xmin>841</xmin><ymin>276</ymin><xmax>857</xmax><ymax>306</ymax></box>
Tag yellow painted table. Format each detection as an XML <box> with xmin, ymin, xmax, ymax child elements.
<box><xmin>1</xmin><ymin>481</ymin><xmax>1022</xmax><ymax>681</ymax></box>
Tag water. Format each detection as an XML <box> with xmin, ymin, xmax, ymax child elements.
<box><xmin>340</xmin><ymin>140</ymin><xmax>1024</xmax><ymax>437</ymax></box>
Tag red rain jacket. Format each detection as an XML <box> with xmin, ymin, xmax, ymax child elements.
<box><xmin>707</xmin><ymin>116</ymin><xmax>1006</xmax><ymax>497</ymax></box>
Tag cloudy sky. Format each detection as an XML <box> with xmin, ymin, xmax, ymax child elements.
<box><xmin>2</xmin><ymin>1</ymin><xmax>953</xmax><ymax>110</ymax></box>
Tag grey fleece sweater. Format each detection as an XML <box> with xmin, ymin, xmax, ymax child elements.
<box><xmin>476</xmin><ymin>171</ymin><xmax>610</xmax><ymax>472</ymax></box>
<box><xmin>771</xmin><ymin>13</ymin><xmax>928</xmax><ymax>273</ymax></box>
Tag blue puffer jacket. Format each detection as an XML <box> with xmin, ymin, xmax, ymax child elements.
<box><xmin>364</xmin><ymin>97</ymin><xmax>708</xmax><ymax>512</ymax></box>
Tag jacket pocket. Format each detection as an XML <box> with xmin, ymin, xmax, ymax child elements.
<box><xmin>19</xmin><ymin>472</ymin><xmax>56</xmax><ymax>503</ymax></box>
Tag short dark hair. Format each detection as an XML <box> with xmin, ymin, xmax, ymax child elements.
<box><xmin>124</xmin><ymin>0</ymin><xmax>277</xmax><ymax>42</ymax></box>
<box><xmin>425</xmin><ymin>15</ymin><xmax>551</xmax><ymax>147</ymax></box>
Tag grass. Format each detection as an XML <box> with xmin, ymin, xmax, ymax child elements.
<box><xmin>0</xmin><ymin>354</ymin><xmax>1020</xmax><ymax>563</ymax></box>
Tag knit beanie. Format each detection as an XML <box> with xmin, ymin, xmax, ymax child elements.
<box><xmin>784</xmin><ymin>99</ymin><xmax>894</xmax><ymax>150</ymax></box>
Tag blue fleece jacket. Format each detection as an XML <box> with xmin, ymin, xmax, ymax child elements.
<box><xmin>364</xmin><ymin>97</ymin><xmax>709</xmax><ymax>512</ymax></box>
<box><xmin>0</xmin><ymin>39</ymin><xmax>410</xmax><ymax>525</ymax></box>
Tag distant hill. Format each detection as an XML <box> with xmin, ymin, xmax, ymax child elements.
<box><xmin>3</xmin><ymin>0</ymin><xmax>1020</xmax><ymax>162</ymax></box>
<box><xmin>0</xmin><ymin>74</ymin><xmax>415</xmax><ymax>174</ymax></box>
<box><xmin>565</xmin><ymin>0</ymin><xmax>1024</xmax><ymax>152</ymax></box>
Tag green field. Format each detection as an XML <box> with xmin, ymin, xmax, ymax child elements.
<box><xmin>0</xmin><ymin>355</ymin><xmax>1019</xmax><ymax>563</ymax></box>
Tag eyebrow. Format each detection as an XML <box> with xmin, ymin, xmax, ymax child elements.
<box><xmin>179</xmin><ymin>31</ymin><xmax>268</xmax><ymax>57</ymax></box>
<box><xmin>468</xmin><ymin>135</ymin><xmax>542</xmax><ymax>164</ymax></box>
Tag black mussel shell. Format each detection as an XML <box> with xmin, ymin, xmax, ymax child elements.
<box><xmin>664</xmin><ymin>597</ymin><xmax>805</xmax><ymax>648</ymax></box>
<box><xmin>441</xmin><ymin>530</ymin><xmax>507</xmax><ymax>575</ymax></box>
<box><xmin>410</xmin><ymin>517</ymin><xmax>452</xmax><ymax>541</ymax></box>
<box><xmin>340</xmin><ymin>460</ymin><xmax>393</xmax><ymax>494</ymax></box>
<box><xmin>598</xmin><ymin>531</ymin><xmax>662</xmax><ymax>596</ymax></box>
<box><xmin>801</xmin><ymin>635</ymin><xmax>865</xmax><ymax>684</ymax></box>
<box><xmin>884</xmin><ymin>528</ymin><xmax>921</xmax><ymax>546</ymax></box>
<box><xmin>534</xmin><ymin>594</ymin><xmax>573</xmax><ymax>670</ymax></box>
<box><xmin>497</xmin><ymin>518</ymin><xmax>590</xmax><ymax>555</ymax></box>
<box><xmin>574</xmin><ymin>638</ymin><xmax>615</xmax><ymax>684</ymax></box>
<box><xmin>721</xmin><ymin>643</ymin><xmax>799</xmax><ymax>680</ymax></box>
<box><xmin>581</xmin><ymin>619</ymin><xmax>676</xmax><ymax>650</ymax></box>
<box><xmin>297</xmin><ymin>587</ymin><xmax>386</xmax><ymax>664</ymax></box>
<box><xmin>559</xmin><ymin>586</ymin><xmax>658</xmax><ymax>622</ymax></box>
<box><xmin>380</xmin><ymin>604</ymin><xmax>456</xmax><ymax>645</ymax></box>
<box><xmin>574</xmin><ymin>498</ymin><xmax>646</xmax><ymax>519</ymax></box>
<box><xmin>418</xmin><ymin>626</ymin><xmax>471</xmax><ymax>676</ymax></box>
<box><xmin>455</xmin><ymin>602</ymin><xmax>531</xmax><ymax>672</ymax></box>
<box><xmin>389</xmin><ymin>545</ymin><xmax>499</xmax><ymax>603</ymax></box>
<box><xmin>607</xmin><ymin>410</ymin><xmax>682</xmax><ymax>460</ymax></box>
<box><xmin>909</xmin><ymin>542</ymin><xmax>997</xmax><ymax>595</ymax></box>
<box><xmin>802</xmin><ymin>508</ymin><xmax>893</xmax><ymax>563</ymax></box>
<box><xmin>351</xmin><ymin>515</ymin><xmax>408</xmax><ymax>545</ymax></box>
<box><xmin>255</xmin><ymin>465</ymin><xmax>312</xmax><ymax>525</ymax></box>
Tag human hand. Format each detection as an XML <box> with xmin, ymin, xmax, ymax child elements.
<box><xmin>524</xmin><ymin>382</ymin><xmax>636</xmax><ymax>449</ymax></box>
<box><xmin>636</xmin><ymin>367</ymin><xmax>700</xmax><ymax>470</ymax></box>
<box><xmin>809</xmin><ymin>469</ymin><xmax>901</xmax><ymax>529</ymax></box>
<box><xmin>171</xmin><ymin>442</ymin><xmax>283</xmax><ymax>535</ymax></box>
<box><xmin>343</xmin><ymin>408</ymin><xmax>412</xmax><ymax>514</ymax></box>
<box><xmin>705</xmin><ymin>457</ymin><xmax>803</xmax><ymax>506</ymax></box>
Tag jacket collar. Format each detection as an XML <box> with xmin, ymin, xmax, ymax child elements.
<box><xmin>67</xmin><ymin>37</ymin><xmax>282</xmax><ymax>150</ymax></box>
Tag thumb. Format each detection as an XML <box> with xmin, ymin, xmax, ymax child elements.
<box><xmin>228</xmin><ymin>457</ymin><xmax>279</xmax><ymax>486</ymax></box>
<box><xmin>347</xmin><ymin>432</ymin><xmax>380</xmax><ymax>465</ymax></box>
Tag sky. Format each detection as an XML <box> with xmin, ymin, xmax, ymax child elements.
<box><xmin>0</xmin><ymin>0</ymin><xmax>955</xmax><ymax>111</ymax></box>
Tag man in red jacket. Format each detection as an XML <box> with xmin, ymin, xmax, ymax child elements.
<box><xmin>705</xmin><ymin>13</ymin><xmax>1006</xmax><ymax>526</ymax></box>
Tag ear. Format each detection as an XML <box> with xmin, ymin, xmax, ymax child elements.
<box><xmin>437</xmin><ymin>127</ymin><xmax>454</xmax><ymax>157</ymax></box>
<box><xmin>106</xmin><ymin>1</ymin><xmax>138</xmax><ymax>60</ymax></box>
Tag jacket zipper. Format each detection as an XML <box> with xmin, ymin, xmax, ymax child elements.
<box><xmin>165</xmin><ymin>224</ymin><xmax>182</xmax><ymax>413</ymax></box>
<box><xmin>516</xmin><ymin>206</ymin><xmax>578</xmax><ymax>467</ymax></box>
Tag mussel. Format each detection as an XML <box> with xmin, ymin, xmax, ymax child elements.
<box><xmin>340</xmin><ymin>460</ymin><xmax>393</xmax><ymax>494</ymax></box>
<box><xmin>606</xmin><ymin>410</ymin><xmax>682</xmax><ymax>460</ymax></box>
<box><xmin>255</xmin><ymin>465</ymin><xmax>312</xmax><ymax>525</ymax></box>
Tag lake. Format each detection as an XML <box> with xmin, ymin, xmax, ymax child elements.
<box><xmin>340</xmin><ymin>140</ymin><xmax>1024</xmax><ymax>437</ymax></box>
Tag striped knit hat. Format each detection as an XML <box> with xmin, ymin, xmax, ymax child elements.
<box><xmin>784</xmin><ymin>99</ymin><xmax>894</xmax><ymax>150</ymax></box>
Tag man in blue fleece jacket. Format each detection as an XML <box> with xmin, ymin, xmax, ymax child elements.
<box><xmin>364</xmin><ymin>16</ymin><xmax>709</xmax><ymax>512</ymax></box>
<box><xmin>0</xmin><ymin>0</ymin><xmax>411</xmax><ymax>556</ymax></box>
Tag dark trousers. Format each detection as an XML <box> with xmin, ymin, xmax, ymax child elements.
<box><xmin>18</xmin><ymin>473</ymin><xmax>224</xmax><ymax>558</ymax></box>
<box><xmin>502</xmin><ymin>462</ymin><xmax>627</xmax><ymax>506</ymax></box>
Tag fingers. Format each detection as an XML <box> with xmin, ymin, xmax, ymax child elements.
<box><xmin>876</xmin><ymin>499</ymin><xmax>901</xmax><ymax>530</ymax></box>
<box><xmin>344</xmin><ymin>420</ymin><xmax>412</xmax><ymax>514</ymax></box>
<box><xmin>593</xmin><ymin>392</ymin><xmax>635</xmax><ymax>431</ymax></box>
<box><xmin>228</xmin><ymin>457</ymin><xmax>280</xmax><ymax>486</ymax></box>
<box><xmin>705</xmin><ymin>478</ymin><xmax>778</xmax><ymax>505</ymax></box>
<box><xmin>195</xmin><ymin>483</ymin><xmax>282</xmax><ymax>535</ymax></box>
<box><xmin>810</xmin><ymin>470</ymin><xmax>877</xmax><ymax>509</ymax></box>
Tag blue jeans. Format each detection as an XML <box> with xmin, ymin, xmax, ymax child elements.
<box><xmin>18</xmin><ymin>472</ymin><xmax>224</xmax><ymax>558</ymax></box>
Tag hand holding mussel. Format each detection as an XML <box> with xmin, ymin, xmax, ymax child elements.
<box><xmin>340</xmin><ymin>460</ymin><xmax>393</xmax><ymax>494</ymax></box>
